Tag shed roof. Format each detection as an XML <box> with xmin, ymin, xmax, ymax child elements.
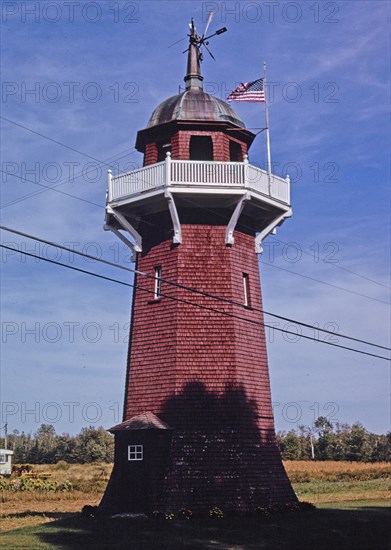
<box><xmin>108</xmin><ymin>412</ymin><xmax>172</xmax><ymax>432</ymax></box>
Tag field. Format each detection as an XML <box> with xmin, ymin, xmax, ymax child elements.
<box><xmin>1</xmin><ymin>461</ymin><xmax>390</xmax><ymax>549</ymax></box>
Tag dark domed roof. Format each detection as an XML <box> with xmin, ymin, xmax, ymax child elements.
<box><xmin>147</xmin><ymin>89</ymin><xmax>245</xmax><ymax>129</ymax></box>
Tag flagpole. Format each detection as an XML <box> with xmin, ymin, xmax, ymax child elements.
<box><xmin>263</xmin><ymin>61</ymin><xmax>272</xmax><ymax>192</ymax></box>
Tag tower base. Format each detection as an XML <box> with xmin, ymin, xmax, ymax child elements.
<box><xmin>101</xmin><ymin>384</ymin><xmax>296</xmax><ymax>515</ymax></box>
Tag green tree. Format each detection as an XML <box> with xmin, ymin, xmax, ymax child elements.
<box><xmin>277</xmin><ymin>430</ymin><xmax>301</xmax><ymax>460</ymax></box>
<box><xmin>30</xmin><ymin>424</ymin><xmax>58</xmax><ymax>463</ymax></box>
<box><xmin>345</xmin><ymin>422</ymin><xmax>371</xmax><ymax>462</ymax></box>
<box><xmin>314</xmin><ymin>416</ymin><xmax>335</xmax><ymax>460</ymax></box>
<box><xmin>371</xmin><ymin>432</ymin><xmax>391</xmax><ymax>462</ymax></box>
<box><xmin>12</xmin><ymin>432</ymin><xmax>35</xmax><ymax>463</ymax></box>
<box><xmin>74</xmin><ymin>426</ymin><xmax>114</xmax><ymax>463</ymax></box>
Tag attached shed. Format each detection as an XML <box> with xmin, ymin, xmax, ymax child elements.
<box><xmin>0</xmin><ymin>449</ymin><xmax>14</xmax><ymax>476</ymax></box>
<box><xmin>100</xmin><ymin>412</ymin><xmax>173</xmax><ymax>513</ymax></box>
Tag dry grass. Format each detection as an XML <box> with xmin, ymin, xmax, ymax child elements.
<box><xmin>32</xmin><ymin>462</ymin><xmax>113</xmax><ymax>483</ymax></box>
<box><xmin>1</xmin><ymin>461</ymin><xmax>390</xmax><ymax>532</ymax></box>
<box><xmin>0</xmin><ymin>463</ymin><xmax>112</xmax><ymax>531</ymax></box>
<box><xmin>283</xmin><ymin>461</ymin><xmax>391</xmax><ymax>504</ymax></box>
<box><xmin>284</xmin><ymin>460</ymin><xmax>391</xmax><ymax>482</ymax></box>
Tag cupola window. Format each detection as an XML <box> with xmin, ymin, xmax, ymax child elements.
<box><xmin>157</xmin><ymin>141</ymin><xmax>172</xmax><ymax>162</ymax></box>
<box><xmin>190</xmin><ymin>136</ymin><xmax>213</xmax><ymax>161</ymax></box>
<box><xmin>229</xmin><ymin>140</ymin><xmax>242</xmax><ymax>162</ymax></box>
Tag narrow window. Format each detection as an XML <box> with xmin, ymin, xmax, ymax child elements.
<box><xmin>229</xmin><ymin>140</ymin><xmax>242</xmax><ymax>161</ymax></box>
<box><xmin>0</xmin><ymin>454</ymin><xmax>6</xmax><ymax>464</ymax></box>
<box><xmin>243</xmin><ymin>273</ymin><xmax>251</xmax><ymax>307</ymax></box>
<box><xmin>154</xmin><ymin>266</ymin><xmax>162</xmax><ymax>299</ymax></box>
<box><xmin>157</xmin><ymin>141</ymin><xmax>171</xmax><ymax>162</ymax></box>
<box><xmin>128</xmin><ymin>445</ymin><xmax>143</xmax><ymax>461</ymax></box>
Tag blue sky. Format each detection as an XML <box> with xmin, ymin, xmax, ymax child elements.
<box><xmin>1</xmin><ymin>0</ymin><xmax>390</xmax><ymax>437</ymax></box>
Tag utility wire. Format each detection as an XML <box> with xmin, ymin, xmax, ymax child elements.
<box><xmin>1</xmin><ymin>226</ymin><xmax>390</xmax><ymax>353</ymax></box>
<box><xmin>6</xmin><ymin>178</ymin><xmax>386</xmax><ymax>310</ymax></box>
<box><xmin>268</xmin><ymin>235</ymin><xmax>390</xmax><ymax>291</ymax></box>
<box><xmin>259</xmin><ymin>261</ymin><xmax>390</xmax><ymax>306</ymax></box>
<box><xmin>3</xmin><ymin>113</ymin><xmax>388</xmax><ymax>293</ymax></box>
<box><xmin>1</xmin><ymin>147</ymin><xmax>138</xmax><ymax>210</ymax></box>
<box><xmin>1</xmin><ymin>244</ymin><xmax>389</xmax><ymax>362</ymax></box>
<box><xmin>0</xmin><ymin>171</ymin><xmax>103</xmax><ymax>209</ymax></box>
<box><xmin>1</xmin><ymin>115</ymin><xmax>116</xmax><ymax>169</ymax></box>
<box><xmin>180</xmin><ymin>196</ymin><xmax>391</xmax><ymax>303</ymax></box>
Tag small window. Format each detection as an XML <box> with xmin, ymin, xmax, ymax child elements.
<box><xmin>154</xmin><ymin>266</ymin><xmax>162</xmax><ymax>299</ymax></box>
<box><xmin>128</xmin><ymin>445</ymin><xmax>143</xmax><ymax>461</ymax></box>
<box><xmin>0</xmin><ymin>454</ymin><xmax>6</xmax><ymax>463</ymax></box>
<box><xmin>243</xmin><ymin>273</ymin><xmax>251</xmax><ymax>307</ymax></box>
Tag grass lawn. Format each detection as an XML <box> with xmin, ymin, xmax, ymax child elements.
<box><xmin>1</xmin><ymin>462</ymin><xmax>390</xmax><ymax>548</ymax></box>
<box><xmin>0</xmin><ymin>500</ymin><xmax>390</xmax><ymax>550</ymax></box>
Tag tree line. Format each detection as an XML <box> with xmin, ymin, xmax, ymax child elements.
<box><xmin>0</xmin><ymin>424</ymin><xmax>114</xmax><ymax>464</ymax></box>
<box><xmin>0</xmin><ymin>418</ymin><xmax>389</xmax><ymax>464</ymax></box>
<box><xmin>277</xmin><ymin>417</ymin><xmax>390</xmax><ymax>462</ymax></box>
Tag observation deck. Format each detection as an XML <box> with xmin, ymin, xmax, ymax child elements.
<box><xmin>105</xmin><ymin>154</ymin><xmax>292</xmax><ymax>256</ymax></box>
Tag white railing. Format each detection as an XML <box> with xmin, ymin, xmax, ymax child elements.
<box><xmin>108</xmin><ymin>161</ymin><xmax>165</xmax><ymax>201</ymax></box>
<box><xmin>171</xmin><ymin>160</ymin><xmax>245</xmax><ymax>186</ymax></box>
<box><xmin>108</xmin><ymin>155</ymin><xmax>290</xmax><ymax>204</ymax></box>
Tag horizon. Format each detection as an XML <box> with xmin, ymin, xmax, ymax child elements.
<box><xmin>1</xmin><ymin>0</ymin><xmax>390</xmax><ymax>437</ymax></box>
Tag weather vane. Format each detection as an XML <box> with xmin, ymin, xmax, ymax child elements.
<box><xmin>182</xmin><ymin>11</ymin><xmax>227</xmax><ymax>62</ymax></box>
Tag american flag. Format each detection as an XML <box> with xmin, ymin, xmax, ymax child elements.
<box><xmin>227</xmin><ymin>78</ymin><xmax>265</xmax><ymax>102</ymax></box>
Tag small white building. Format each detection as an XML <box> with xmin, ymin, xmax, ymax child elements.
<box><xmin>0</xmin><ymin>449</ymin><xmax>14</xmax><ymax>476</ymax></box>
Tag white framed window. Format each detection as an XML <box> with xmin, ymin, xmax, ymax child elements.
<box><xmin>0</xmin><ymin>454</ymin><xmax>6</xmax><ymax>463</ymax></box>
<box><xmin>154</xmin><ymin>266</ymin><xmax>162</xmax><ymax>299</ymax></box>
<box><xmin>128</xmin><ymin>445</ymin><xmax>143</xmax><ymax>461</ymax></box>
<box><xmin>243</xmin><ymin>273</ymin><xmax>250</xmax><ymax>307</ymax></box>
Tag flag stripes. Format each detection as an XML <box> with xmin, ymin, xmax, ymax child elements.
<box><xmin>227</xmin><ymin>78</ymin><xmax>265</xmax><ymax>102</ymax></box>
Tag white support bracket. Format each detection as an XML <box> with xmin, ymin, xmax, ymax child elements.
<box><xmin>165</xmin><ymin>191</ymin><xmax>182</xmax><ymax>244</ymax></box>
<box><xmin>255</xmin><ymin>208</ymin><xmax>293</xmax><ymax>254</ymax></box>
<box><xmin>225</xmin><ymin>192</ymin><xmax>251</xmax><ymax>245</ymax></box>
<box><xmin>106</xmin><ymin>205</ymin><xmax>142</xmax><ymax>257</ymax></box>
<box><xmin>103</xmin><ymin>224</ymin><xmax>138</xmax><ymax>262</ymax></box>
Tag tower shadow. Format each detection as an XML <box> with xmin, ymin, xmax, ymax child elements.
<box><xmin>157</xmin><ymin>381</ymin><xmax>296</xmax><ymax>513</ymax></box>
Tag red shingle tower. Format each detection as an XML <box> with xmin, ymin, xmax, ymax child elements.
<box><xmin>101</xmin><ymin>21</ymin><xmax>295</xmax><ymax>514</ymax></box>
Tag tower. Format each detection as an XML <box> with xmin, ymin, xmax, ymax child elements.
<box><xmin>101</xmin><ymin>22</ymin><xmax>295</xmax><ymax>514</ymax></box>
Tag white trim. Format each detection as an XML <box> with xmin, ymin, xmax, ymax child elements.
<box><xmin>225</xmin><ymin>192</ymin><xmax>251</xmax><ymax>245</ymax></box>
<box><xmin>165</xmin><ymin>191</ymin><xmax>182</xmax><ymax>244</ymax></box>
<box><xmin>255</xmin><ymin>208</ymin><xmax>293</xmax><ymax>254</ymax></box>
<box><xmin>243</xmin><ymin>273</ymin><xmax>250</xmax><ymax>307</ymax></box>
<box><xmin>103</xmin><ymin>225</ymin><xmax>137</xmax><ymax>262</ymax></box>
<box><xmin>154</xmin><ymin>266</ymin><xmax>162</xmax><ymax>299</ymax></box>
<box><xmin>106</xmin><ymin>205</ymin><xmax>142</xmax><ymax>253</ymax></box>
<box><xmin>128</xmin><ymin>444</ymin><xmax>143</xmax><ymax>461</ymax></box>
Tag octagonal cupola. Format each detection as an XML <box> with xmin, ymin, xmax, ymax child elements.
<box><xmin>135</xmin><ymin>19</ymin><xmax>255</xmax><ymax>166</ymax></box>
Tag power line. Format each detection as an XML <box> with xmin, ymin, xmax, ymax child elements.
<box><xmin>180</xmin><ymin>196</ymin><xmax>391</xmax><ymax>301</ymax></box>
<box><xmin>0</xmin><ymin>171</ymin><xmax>103</xmax><ymax>209</ymax></box>
<box><xmin>268</xmin><ymin>235</ymin><xmax>391</xmax><ymax>291</ymax></box>
<box><xmin>259</xmin><ymin>260</ymin><xmax>390</xmax><ymax>306</ymax></box>
<box><xmin>1</xmin><ymin>243</ymin><xmax>389</xmax><ymax>362</ymax></box>
<box><xmin>1</xmin><ymin>226</ymin><xmax>390</xmax><ymax>353</ymax></box>
<box><xmin>3</xmin><ymin>111</ymin><xmax>387</xmax><ymax>294</ymax></box>
<box><xmin>1</xmin><ymin>147</ymin><xmax>138</xmax><ymax>210</ymax></box>
<box><xmin>1</xmin><ymin>115</ymin><xmax>116</xmax><ymax>169</ymax></box>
